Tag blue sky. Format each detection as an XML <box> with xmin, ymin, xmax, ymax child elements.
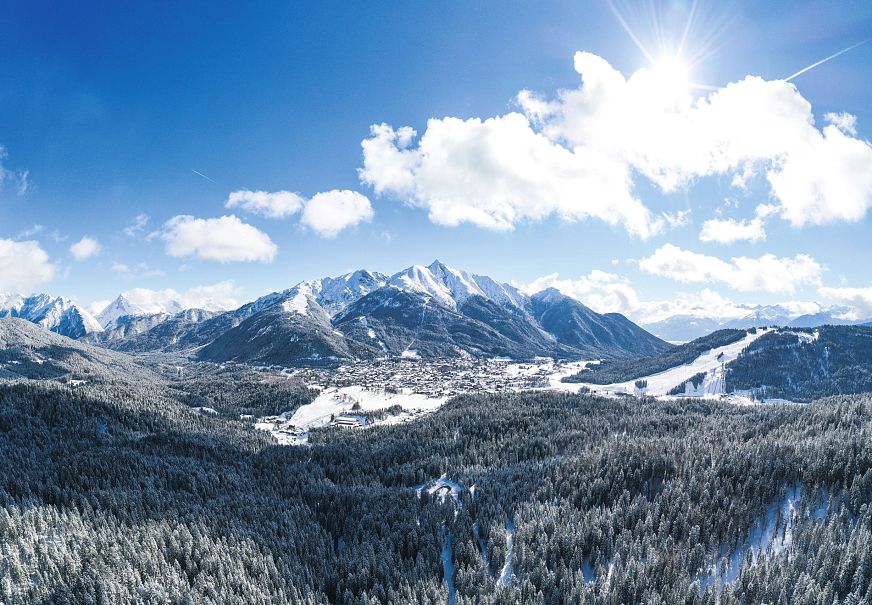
<box><xmin>1</xmin><ymin>0</ymin><xmax>872</xmax><ymax>322</ymax></box>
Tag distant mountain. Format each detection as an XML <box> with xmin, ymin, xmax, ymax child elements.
<box><xmin>97</xmin><ymin>294</ymin><xmax>182</xmax><ymax>328</ymax></box>
<box><xmin>0</xmin><ymin>316</ymin><xmax>147</xmax><ymax>382</ymax></box>
<box><xmin>198</xmin><ymin>289</ymin><xmax>372</xmax><ymax>365</ymax></box>
<box><xmin>333</xmin><ymin>285</ymin><xmax>575</xmax><ymax>359</ymax></box>
<box><xmin>643</xmin><ymin>304</ymin><xmax>867</xmax><ymax>342</ymax></box>
<box><xmin>85</xmin><ymin>308</ymin><xmax>217</xmax><ymax>352</ymax></box>
<box><xmin>27</xmin><ymin>261</ymin><xmax>672</xmax><ymax>364</ymax></box>
<box><xmin>530</xmin><ymin>288</ymin><xmax>669</xmax><ymax>358</ymax></box>
<box><xmin>0</xmin><ymin>293</ymin><xmax>102</xmax><ymax>339</ymax></box>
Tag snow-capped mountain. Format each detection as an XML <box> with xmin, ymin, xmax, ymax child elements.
<box><xmin>387</xmin><ymin>260</ymin><xmax>527</xmax><ymax>311</ymax></box>
<box><xmin>305</xmin><ymin>269</ymin><xmax>387</xmax><ymax>315</ymax></box>
<box><xmin>15</xmin><ymin>261</ymin><xmax>671</xmax><ymax>363</ymax></box>
<box><xmin>0</xmin><ymin>293</ymin><xmax>103</xmax><ymax>339</ymax></box>
<box><xmin>643</xmin><ymin>304</ymin><xmax>866</xmax><ymax>342</ymax></box>
<box><xmin>97</xmin><ymin>294</ymin><xmax>183</xmax><ymax>328</ymax></box>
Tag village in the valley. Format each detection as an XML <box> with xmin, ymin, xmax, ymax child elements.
<box><xmin>254</xmin><ymin>356</ymin><xmax>590</xmax><ymax>445</ymax></box>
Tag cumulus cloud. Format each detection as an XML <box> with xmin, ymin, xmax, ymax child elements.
<box><xmin>639</xmin><ymin>244</ymin><xmax>823</xmax><ymax>294</ymax></box>
<box><xmin>0</xmin><ymin>239</ymin><xmax>56</xmax><ymax>293</ymax></box>
<box><xmin>361</xmin><ymin>50</ymin><xmax>872</xmax><ymax>235</ymax></box>
<box><xmin>818</xmin><ymin>286</ymin><xmax>872</xmax><ymax>319</ymax></box>
<box><xmin>159</xmin><ymin>215</ymin><xmax>277</xmax><ymax>263</ymax></box>
<box><xmin>225</xmin><ymin>190</ymin><xmax>305</xmax><ymax>219</ymax></box>
<box><xmin>699</xmin><ymin>217</ymin><xmax>766</xmax><ymax>244</ymax></box>
<box><xmin>360</xmin><ymin>117</ymin><xmax>667</xmax><ymax>238</ymax></box>
<box><xmin>87</xmin><ymin>299</ymin><xmax>112</xmax><ymax>316</ymax></box>
<box><xmin>525</xmin><ymin>270</ymin><xmax>639</xmax><ymax>315</ymax></box>
<box><xmin>300</xmin><ymin>190</ymin><xmax>373</xmax><ymax>237</ymax></box>
<box><xmin>526</xmin><ymin>269</ymin><xmax>822</xmax><ymax>325</ymax></box>
<box><xmin>226</xmin><ymin>188</ymin><xmax>374</xmax><ymax>237</ymax></box>
<box><xmin>111</xmin><ymin>281</ymin><xmax>242</xmax><ymax>314</ymax></box>
<box><xmin>69</xmin><ymin>236</ymin><xmax>102</xmax><ymax>261</ymax></box>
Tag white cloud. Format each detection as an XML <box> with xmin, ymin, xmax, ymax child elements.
<box><xmin>0</xmin><ymin>146</ymin><xmax>28</xmax><ymax>195</ymax></box>
<box><xmin>639</xmin><ymin>243</ymin><xmax>822</xmax><ymax>294</ymax></box>
<box><xmin>0</xmin><ymin>239</ymin><xmax>56</xmax><ymax>293</ymax></box>
<box><xmin>111</xmin><ymin>262</ymin><xmax>165</xmax><ymax>279</ymax></box>
<box><xmin>123</xmin><ymin>214</ymin><xmax>150</xmax><ymax>238</ymax></box>
<box><xmin>87</xmin><ymin>299</ymin><xmax>112</xmax><ymax>316</ymax></box>
<box><xmin>825</xmin><ymin>112</ymin><xmax>857</xmax><ymax>136</ymax></box>
<box><xmin>111</xmin><ymin>281</ymin><xmax>242</xmax><ymax>314</ymax></box>
<box><xmin>525</xmin><ymin>270</ymin><xmax>639</xmax><ymax>315</ymax></box>
<box><xmin>17</xmin><ymin>224</ymin><xmax>43</xmax><ymax>239</ymax></box>
<box><xmin>225</xmin><ymin>190</ymin><xmax>305</xmax><ymax>219</ymax></box>
<box><xmin>159</xmin><ymin>215</ymin><xmax>277</xmax><ymax>263</ymax></box>
<box><xmin>69</xmin><ymin>236</ymin><xmax>102</xmax><ymax>261</ymax></box>
<box><xmin>361</xmin><ymin>50</ymin><xmax>872</xmax><ymax>235</ymax></box>
<box><xmin>699</xmin><ymin>217</ymin><xmax>766</xmax><ymax>244</ymax></box>
<box><xmin>525</xmin><ymin>270</ymin><xmax>822</xmax><ymax>325</ymax></box>
<box><xmin>818</xmin><ymin>286</ymin><xmax>872</xmax><ymax>319</ymax></box>
<box><xmin>360</xmin><ymin>117</ymin><xmax>668</xmax><ymax>238</ymax></box>
<box><xmin>300</xmin><ymin>190</ymin><xmax>374</xmax><ymax>237</ymax></box>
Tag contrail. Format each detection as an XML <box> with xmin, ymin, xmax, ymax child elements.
<box><xmin>784</xmin><ymin>39</ymin><xmax>868</xmax><ymax>82</ymax></box>
<box><xmin>191</xmin><ymin>169</ymin><xmax>218</xmax><ymax>184</ymax></box>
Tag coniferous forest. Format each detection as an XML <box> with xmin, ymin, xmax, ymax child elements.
<box><xmin>2</xmin><ymin>356</ymin><xmax>872</xmax><ymax>604</ymax></box>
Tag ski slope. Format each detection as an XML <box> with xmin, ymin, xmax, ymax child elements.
<box><xmin>572</xmin><ymin>328</ymin><xmax>772</xmax><ymax>397</ymax></box>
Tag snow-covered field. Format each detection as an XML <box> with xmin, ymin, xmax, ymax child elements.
<box><xmin>567</xmin><ymin>329</ymin><xmax>772</xmax><ymax>397</ymax></box>
<box><xmin>256</xmin><ymin>385</ymin><xmax>446</xmax><ymax>445</ymax></box>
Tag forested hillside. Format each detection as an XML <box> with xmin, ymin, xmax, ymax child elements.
<box><xmin>725</xmin><ymin>325</ymin><xmax>872</xmax><ymax>401</ymax></box>
<box><xmin>2</xmin><ymin>355</ymin><xmax>872</xmax><ymax>603</ymax></box>
<box><xmin>564</xmin><ymin>329</ymin><xmax>749</xmax><ymax>384</ymax></box>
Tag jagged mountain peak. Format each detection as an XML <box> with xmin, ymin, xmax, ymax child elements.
<box><xmin>387</xmin><ymin>260</ymin><xmax>527</xmax><ymax>311</ymax></box>
<box><xmin>0</xmin><ymin>292</ymin><xmax>102</xmax><ymax>338</ymax></box>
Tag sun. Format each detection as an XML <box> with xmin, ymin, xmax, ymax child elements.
<box><xmin>650</xmin><ymin>55</ymin><xmax>690</xmax><ymax>99</ymax></box>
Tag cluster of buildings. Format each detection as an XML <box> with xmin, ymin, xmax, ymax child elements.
<box><xmin>279</xmin><ymin>356</ymin><xmax>570</xmax><ymax>398</ymax></box>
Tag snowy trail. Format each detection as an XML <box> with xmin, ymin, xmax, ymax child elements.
<box><xmin>472</xmin><ymin>522</ymin><xmax>491</xmax><ymax>575</ymax></box>
<box><xmin>699</xmin><ymin>485</ymin><xmax>802</xmax><ymax>590</ymax></box>
<box><xmin>441</xmin><ymin>526</ymin><xmax>456</xmax><ymax>605</ymax></box>
<box><xmin>498</xmin><ymin>520</ymin><xmax>515</xmax><ymax>587</ymax></box>
<box><xmin>574</xmin><ymin>329</ymin><xmax>772</xmax><ymax>397</ymax></box>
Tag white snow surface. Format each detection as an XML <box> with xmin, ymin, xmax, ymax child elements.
<box><xmin>1</xmin><ymin>293</ymin><xmax>103</xmax><ymax>335</ymax></box>
<box><xmin>281</xmin><ymin>284</ymin><xmax>314</xmax><ymax>315</ymax></box>
<box><xmin>293</xmin><ymin>270</ymin><xmax>387</xmax><ymax>316</ymax></box>
<box><xmin>570</xmin><ymin>329</ymin><xmax>772</xmax><ymax>397</ymax></box>
<box><xmin>388</xmin><ymin>260</ymin><xmax>526</xmax><ymax>311</ymax></box>
<box><xmin>257</xmin><ymin>385</ymin><xmax>446</xmax><ymax>445</ymax></box>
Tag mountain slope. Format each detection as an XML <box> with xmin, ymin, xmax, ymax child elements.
<box><xmin>725</xmin><ymin>325</ymin><xmax>872</xmax><ymax>401</ymax></box>
<box><xmin>565</xmin><ymin>329</ymin><xmax>750</xmax><ymax>384</ymax></box>
<box><xmin>334</xmin><ymin>286</ymin><xmax>570</xmax><ymax>358</ymax></box>
<box><xmin>531</xmin><ymin>288</ymin><xmax>671</xmax><ymax>359</ymax></box>
<box><xmin>80</xmin><ymin>261</ymin><xmax>673</xmax><ymax>363</ymax></box>
<box><xmin>0</xmin><ymin>293</ymin><xmax>103</xmax><ymax>339</ymax></box>
<box><xmin>0</xmin><ymin>317</ymin><xmax>148</xmax><ymax>382</ymax></box>
<box><xmin>197</xmin><ymin>292</ymin><xmax>373</xmax><ymax>365</ymax></box>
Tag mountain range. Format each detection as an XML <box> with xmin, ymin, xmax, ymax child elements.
<box><xmin>5</xmin><ymin>260</ymin><xmax>668</xmax><ymax>364</ymax></box>
<box><xmin>8</xmin><ymin>260</ymin><xmax>866</xmax><ymax>365</ymax></box>
<box><xmin>641</xmin><ymin>304</ymin><xmax>867</xmax><ymax>342</ymax></box>
<box><xmin>0</xmin><ymin>293</ymin><xmax>103</xmax><ymax>339</ymax></box>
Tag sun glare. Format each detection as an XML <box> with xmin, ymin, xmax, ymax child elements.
<box><xmin>651</xmin><ymin>56</ymin><xmax>690</xmax><ymax>99</ymax></box>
